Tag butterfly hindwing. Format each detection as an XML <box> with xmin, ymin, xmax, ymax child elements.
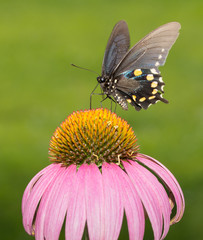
<box><xmin>115</xmin><ymin>68</ymin><xmax>168</xmax><ymax>110</ymax></box>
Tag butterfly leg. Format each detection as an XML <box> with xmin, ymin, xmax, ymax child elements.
<box><xmin>90</xmin><ymin>83</ymin><xmax>107</xmax><ymax>109</ymax></box>
<box><xmin>110</xmin><ymin>98</ymin><xmax>113</xmax><ymax>111</ymax></box>
<box><xmin>110</xmin><ymin>97</ymin><xmax>117</xmax><ymax>112</ymax></box>
<box><xmin>100</xmin><ymin>86</ymin><xmax>105</xmax><ymax>100</ymax></box>
<box><xmin>114</xmin><ymin>102</ymin><xmax>117</xmax><ymax>113</ymax></box>
<box><xmin>90</xmin><ymin>83</ymin><xmax>100</xmax><ymax>109</ymax></box>
<box><xmin>100</xmin><ymin>95</ymin><xmax>116</xmax><ymax>111</ymax></box>
<box><xmin>111</xmin><ymin>97</ymin><xmax>117</xmax><ymax>113</ymax></box>
<box><xmin>99</xmin><ymin>95</ymin><xmax>108</xmax><ymax>108</ymax></box>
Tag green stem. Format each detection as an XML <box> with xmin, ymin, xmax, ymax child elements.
<box><xmin>83</xmin><ymin>225</ymin><xmax>89</xmax><ymax>240</ymax></box>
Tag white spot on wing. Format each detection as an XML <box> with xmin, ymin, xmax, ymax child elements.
<box><xmin>150</xmin><ymin>68</ymin><xmax>158</xmax><ymax>74</ymax></box>
<box><xmin>161</xmin><ymin>48</ymin><xmax>165</xmax><ymax>52</ymax></box>
<box><xmin>158</xmin><ymin>54</ymin><xmax>162</xmax><ymax>59</ymax></box>
<box><xmin>155</xmin><ymin>61</ymin><xmax>160</xmax><ymax>67</ymax></box>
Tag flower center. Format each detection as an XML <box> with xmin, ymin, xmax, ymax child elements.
<box><xmin>49</xmin><ymin>108</ymin><xmax>138</xmax><ymax>167</ymax></box>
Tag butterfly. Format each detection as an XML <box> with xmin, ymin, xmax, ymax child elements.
<box><xmin>96</xmin><ymin>20</ymin><xmax>181</xmax><ymax>111</ymax></box>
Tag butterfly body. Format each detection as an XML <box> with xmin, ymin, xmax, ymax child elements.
<box><xmin>97</xmin><ymin>20</ymin><xmax>181</xmax><ymax>111</ymax></box>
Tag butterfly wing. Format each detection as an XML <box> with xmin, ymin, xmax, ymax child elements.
<box><xmin>111</xmin><ymin>22</ymin><xmax>181</xmax><ymax>110</ymax></box>
<box><xmin>113</xmin><ymin>22</ymin><xmax>181</xmax><ymax>76</ymax></box>
<box><xmin>102</xmin><ymin>20</ymin><xmax>130</xmax><ymax>77</ymax></box>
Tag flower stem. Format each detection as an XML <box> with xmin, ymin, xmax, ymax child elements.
<box><xmin>83</xmin><ymin>224</ymin><xmax>89</xmax><ymax>240</ymax></box>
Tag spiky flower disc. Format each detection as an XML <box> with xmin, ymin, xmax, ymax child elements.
<box><xmin>49</xmin><ymin>108</ymin><xmax>138</xmax><ymax>166</ymax></box>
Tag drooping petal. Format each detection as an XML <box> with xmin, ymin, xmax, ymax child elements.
<box><xmin>41</xmin><ymin>165</ymin><xmax>76</xmax><ymax>240</ymax></box>
<box><xmin>65</xmin><ymin>165</ymin><xmax>87</xmax><ymax>240</ymax></box>
<box><xmin>102</xmin><ymin>163</ymin><xmax>124</xmax><ymax>240</ymax></box>
<box><xmin>123</xmin><ymin>160</ymin><xmax>167</xmax><ymax>240</ymax></box>
<box><xmin>22</xmin><ymin>163</ymin><xmax>62</xmax><ymax>235</ymax></box>
<box><xmin>127</xmin><ymin>160</ymin><xmax>171</xmax><ymax>239</ymax></box>
<box><xmin>111</xmin><ymin>163</ymin><xmax>145</xmax><ymax>240</ymax></box>
<box><xmin>136</xmin><ymin>153</ymin><xmax>185</xmax><ymax>224</ymax></box>
<box><xmin>22</xmin><ymin>164</ymin><xmax>55</xmax><ymax>214</ymax></box>
<box><xmin>83</xmin><ymin>164</ymin><xmax>104</xmax><ymax>240</ymax></box>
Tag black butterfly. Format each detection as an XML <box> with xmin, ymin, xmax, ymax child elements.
<box><xmin>96</xmin><ymin>20</ymin><xmax>181</xmax><ymax>111</ymax></box>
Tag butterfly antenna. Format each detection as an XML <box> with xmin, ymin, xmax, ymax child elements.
<box><xmin>71</xmin><ymin>64</ymin><xmax>100</xmax><ymax>76</ymax></box>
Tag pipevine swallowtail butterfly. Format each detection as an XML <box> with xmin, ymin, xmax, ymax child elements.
<box><xmin>95</xmin><ymin>20</ymin><xmax>181</xmax><ymax>111</ymax></box>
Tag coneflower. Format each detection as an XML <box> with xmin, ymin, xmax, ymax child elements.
<box><xmin>22</xmin><ymin>108</ymin><xmax>184</xmax><ymax>240</ymax></box>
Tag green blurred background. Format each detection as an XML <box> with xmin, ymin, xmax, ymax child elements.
<box><xmin>0</xmin><ymin>0</ymin><xmax>202</xmax><ymax>239</ymax></box>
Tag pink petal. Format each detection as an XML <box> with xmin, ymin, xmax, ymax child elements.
<box><xmin>65</xmin><ymin>165</ymin><xmax>87</xmax><ymax>240</ymax></box>
<box><xmin>110</xmin><ymin>163</ymin><xmax>145</xmax><ymax>240</ymax></box>
<box><xmin>128</xmin><ymin>160</ymin><xmax>171</xmax><ymax>239</ymax></box>
<box><xmin>101</xmin><ymin>163</ymin><xmax>124</xmax><ymax>239</ymax></box>
<box><xmin>83</xmin><ymin>164</ymin><xmax>104</xmax><ymax>240</ymax></box>
<box><xmin>22</xmin><ymin>164</ymin><xmax>57</xmax><ymax>214</ymax></box>
<box><xmin>22</xmin><ymin>163</ymin><xmax>62</xmax><ymax>235</ymax></box>
<box><xmin>42</xmin><ymin>165</ymin><xmax>76</xmax><ymax>240</ymax></box>
<box><xmin>136</xmin><ymin>153</ymin><xmax>185</xmax><ymax>224</ymax></box>
<box><xmin>34</xmin><ymin>165</ymin><xmax>66</xmax><ymax>240</ymax></box>
<box><xmin>123</xmin><ymin>160</ymin><xmax>167</xmax><ymax>240</ymax></box>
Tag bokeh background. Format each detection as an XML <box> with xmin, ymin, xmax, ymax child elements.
<box><xmin>0</xmin><ymin>0</ymin><xmax>202</xmax><ymax>239</ymax></box>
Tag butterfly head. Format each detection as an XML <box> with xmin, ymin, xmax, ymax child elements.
<box><xmin>97</xmin><ymin>76</ymin><xmax>106</xmax><ymax>83</ymax></box>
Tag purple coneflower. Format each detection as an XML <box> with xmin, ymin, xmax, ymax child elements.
<box><xmin>22</xmin><ymin>108</ymin><xmax>185</xmax><ymax>240</ymax></box>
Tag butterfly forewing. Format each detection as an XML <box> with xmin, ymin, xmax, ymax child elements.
<box><xmin>113</xmin><ymin>22</ymin><xmax>181</xmax><ymax>76</ymax></box>
<box><xmin>102</xmin><ymin>20</ymin><xmax>130</xmax><ymax>77</ymax></box>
